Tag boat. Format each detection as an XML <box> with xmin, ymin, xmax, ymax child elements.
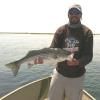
<box><xmin>0</xmin><ymin>76</ymin><xmax>96</xmax><ymax>100</ymax></box>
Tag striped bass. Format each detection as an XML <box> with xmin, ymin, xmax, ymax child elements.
<box><xmin>5</xmin><ymin>48</ymin><xmax>73</xmax><ymax>76</ymax></box>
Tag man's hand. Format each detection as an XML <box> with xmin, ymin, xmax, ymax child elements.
<box><xmin>34</xmin><ymin>56</ymin><xmax>44</xmax><ymax>64</ymax></box>
<box><xmin>67</xmin><ymin>59</ymin><xmax>80</xmax><ymax>67</ymax></box>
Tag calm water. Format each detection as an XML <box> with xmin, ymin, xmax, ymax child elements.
<box><xmin>0</xmin><ymin>34</ymin><xmax>99</xmax><ymax>99</ymax></box>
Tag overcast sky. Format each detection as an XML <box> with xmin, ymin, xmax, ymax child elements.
<box><xmin>0</xmin><ymin>0</ymin><xmax>99</xmax><ymax>33</ymax></box>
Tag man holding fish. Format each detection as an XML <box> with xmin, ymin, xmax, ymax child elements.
<box><xmin>36</xmin><ymin>4</ymin><xmax>93</xmax><ymax>100</ymax></box>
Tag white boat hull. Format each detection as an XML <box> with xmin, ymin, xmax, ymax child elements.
<box><xmin>0</xmin><ymin>76</ymin><xmax>96</xmax><ymax>100</ymax></box>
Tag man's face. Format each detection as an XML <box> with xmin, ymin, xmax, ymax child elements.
<box><xmin>68</xmin><ymin>8</ymin><xmax>82</xmax><ymax>24</ymax></box>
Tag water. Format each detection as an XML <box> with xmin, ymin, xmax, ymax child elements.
<box><xmin>0</xmin><ymin>34</ymin><xmax>99</xmax><ymax>99</ymax></box>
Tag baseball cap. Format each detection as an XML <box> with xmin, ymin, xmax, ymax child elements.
<box><xmin>68</xmin><ymin>4</ymin><xmax>82</xmax><ymax>15</ymax></box>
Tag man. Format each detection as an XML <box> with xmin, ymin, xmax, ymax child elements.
<box><xmin>34</xmin><ymin>4</ymin><xmax>93</xmax><ymax>100</ymax></box>
<box><xmin>48</xmin><ymin>4</ymin><xmax>93</xmax><ymax>100</ymax></box>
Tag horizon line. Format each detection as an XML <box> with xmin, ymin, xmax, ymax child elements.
<box><xmin>0</xmin><ymin>32</ymin><xmax>100</xmax><ymax>35</ymax></box>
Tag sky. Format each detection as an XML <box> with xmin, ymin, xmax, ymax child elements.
<box><xmin>0</xmin><ymin>0</ymin><xmax>99</xmax><ymax>33</ymax></box>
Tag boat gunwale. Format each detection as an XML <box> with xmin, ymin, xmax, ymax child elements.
<box><xmin>83</xmin><ymin>90</ymin><xmax>96</xmax><ymax>100</ymax></box>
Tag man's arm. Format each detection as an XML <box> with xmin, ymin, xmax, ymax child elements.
<box><xmin>50</xmin><ymin>32</ymin><xmax>59</xmax><ymax>48</ymax></box>
<box><xmin>79</xmin><ymin>30</ymin><xmax>93</xmax><ymax>66</ymax></box>
<box><xmin>50</xmin><ymin>25</ymin><xmax>65</xmax><ymax>48</ymax></box>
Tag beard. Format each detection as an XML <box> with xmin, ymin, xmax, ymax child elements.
<box><xmin>69</xmin><ymin>17</ymin><xmax>80</xmax><ymax>24</ymax></box>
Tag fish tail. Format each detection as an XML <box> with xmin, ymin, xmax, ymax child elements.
<box><xmin>5</xmin><ymin>62</ymin><xmax>20</xmax><ymax>76</ymax></box>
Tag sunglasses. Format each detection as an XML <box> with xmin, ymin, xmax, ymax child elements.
<box><xmin>68</xmin><ymin>8</ymin><xmax>82</xmax><ymax>15</ymax></box>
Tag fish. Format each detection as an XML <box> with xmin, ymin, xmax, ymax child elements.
<box><xmin>5</xmin><ymin>48</ymin><xmax>74</xmax><ymax>76</ymax></box>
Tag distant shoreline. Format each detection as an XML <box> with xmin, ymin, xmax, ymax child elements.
<box><xmin>93</xmin><ymin>34</ymin><xmax>100</xmax><ymax>35</ymax></box>
<box><xmin>0</xmin><ymin>32</ymin><xmax>54</xmax><ymax>35</ymax></box>
<box><xmin>0</xmin><ymin>32</ymin><xmax>99</xmax><ymax>35</ymax></box>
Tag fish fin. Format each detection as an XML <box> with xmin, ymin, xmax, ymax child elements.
<box><xmin>5</xmin><ymin>62</ymin><xmax>20</xmax><ymax>76</ymax></box>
